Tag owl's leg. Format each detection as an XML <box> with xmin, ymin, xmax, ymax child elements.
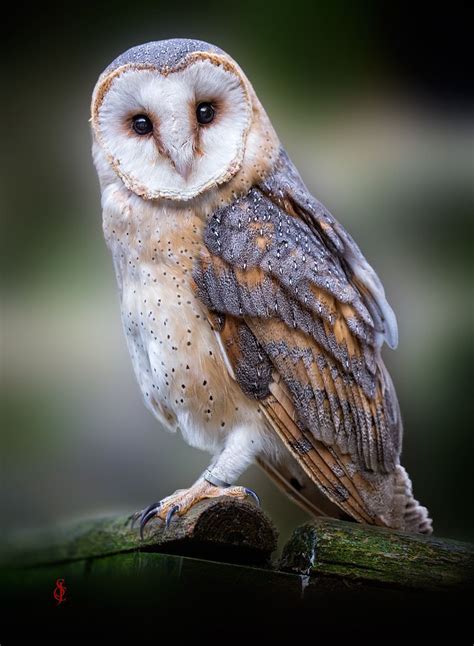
<box><xmin>133</xmin><ymin>427</ymin><xmax>260</xmax><ymax>538</ymax></box>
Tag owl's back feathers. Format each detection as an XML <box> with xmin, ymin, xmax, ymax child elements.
<box><xmin>193</xmin><ymin>148</ymin><xmax>432</xmax><ymax>533</ymax></box>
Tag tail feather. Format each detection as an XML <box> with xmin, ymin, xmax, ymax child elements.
<box><xmin>387</xmin><ymin>465</ymin><xmax>433</xmax><ymax>534</ymax></box>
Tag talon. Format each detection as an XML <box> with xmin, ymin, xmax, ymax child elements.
<box><xmin>131</xmin><ymin>503</ymin><xmax>156</xmax><ymax>529</ymax></box>
<box><xmin>139</xmin><ymin>502</ymin><xmax>161</xmax><ymax>539</ymax></box>
<box><xmin>166</xmin><ymin>505</ymin><xmax>179</xmax><ymax>528</ymax></box>
<box><xmin>244</xmin><ymin>488</ymin><xmax>260</xmax><ymax>506</ymax></box>
<box><xmin>129</xmin><ymin>511</ymin><xmax>141</xmax><ymax>529</ymax></box>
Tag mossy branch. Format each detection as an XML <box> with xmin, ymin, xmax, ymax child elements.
<box><xmin>5</xmin><ymin>497</ymin><xmax>277</xmax><ymax>568</ymax></box>
<box><xmin>280</xmin><ymin>518</ymin><xmax>474</xmax><ymax>591</ymax></box>
<box><xmin>4</xmin><ymin>502</ymin><xmax>473</xmax><ymax>592</ymax></box>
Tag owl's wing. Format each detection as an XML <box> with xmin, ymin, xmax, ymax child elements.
<box><xmin>193</xmin><ymin>151</ymin><xmax>403</xmax><ymax>524</ymax></box>
<box><xmin>260</xmin><ymin>149</ymin><xmax>399</xmax><ymax>351</ymax></box>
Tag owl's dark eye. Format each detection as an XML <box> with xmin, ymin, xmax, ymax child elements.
<box><xmin>131</xmin><ymin>114</ymin><xmax>153</xmax><ymax>135</ymax></box>
<box><xmin>196</xmin><ymin>102</ymin><xmax>215</xmax><ymax>125</ymax></box>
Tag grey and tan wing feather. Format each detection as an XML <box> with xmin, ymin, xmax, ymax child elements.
<box><xmin>194</xmin><ymin>153</ymin><xmax>401</xmax><ymax>475</ymax></box>
<box><xmin>193</xmin><ymin>149</ymin><xmax>432</xmax><ymax>533</ymax></box>
<box><xmin>260</xmin><ymin>149</ymin><xmax>399</xmax><ymax>350</ymax></box>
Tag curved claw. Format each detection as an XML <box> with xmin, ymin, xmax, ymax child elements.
<box><xmin>165</xmin><ymin>505</ymin><xmax>180</xmax><ymax>528</ymax></box>
<box><xmin>244</xmin><ymin>488</ymin><xmax>260</xmax><ymax>506</ymax></box>
<box><xmin>132</xmin><ymin>501</ymin><xmax>160</xmax><ymax>530</ymax></box>
<box><xmin>130</xmin><ymin>509</ymin><xmax>144</xmax><ymax>529</ymax></box>
<box><xmin>139</xmin><ymin>502</ymin><xmax>161</xmax><ymax>539</ymax></box>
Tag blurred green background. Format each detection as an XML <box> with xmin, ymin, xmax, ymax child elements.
<box><xmin>2</xmin><ymin>2</ymin><xmax>473</xmax><ymax>546</ymax></box>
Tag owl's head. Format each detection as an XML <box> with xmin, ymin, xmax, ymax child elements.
<box><xmin>91</xmin><ymin>39</ymin><xmax>277</xmax><ymax>202</ymax></box>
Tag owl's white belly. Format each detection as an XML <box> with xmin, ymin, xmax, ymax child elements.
<box><xmin>101</xmin><ymin>188</ymin><xmax>276</xmax><ymax>465</ymax></box>
<box><xmin>118</xmin><ymin>256</ymin><xmax>268</xmax><ymax>458</ymax></box>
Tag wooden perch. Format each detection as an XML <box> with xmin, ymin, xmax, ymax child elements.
<box><xmin>4</xmin><ymin>501</ymin><xmax>473</xmax><ymax>591</ymax></box>
<box><xmin>2</xmin><ymin>501</ymin><xmax>473</xmax><ymax>637</ymax></box>
<box><xmin>280</xmin><ymin>518</ymin><xmax>474</xmax><ymax>591</ymax></box>
<box><xmin>7</xmin><ymin>497</ymin><xmax>277</xmax><ymax>568</ymax></box>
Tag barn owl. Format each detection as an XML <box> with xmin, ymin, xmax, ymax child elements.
<box><xmin>91</xmin><ymin>38</ymin><xmax>432</xmax><ymax>536</ymax></box>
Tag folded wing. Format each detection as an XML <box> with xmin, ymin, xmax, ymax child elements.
<box><xmin>192</xmin><ymin>150</ymin><xmax>415</xmax><ymax>525</ymax></box>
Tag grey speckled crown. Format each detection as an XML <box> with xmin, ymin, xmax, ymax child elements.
<box><xmin>102</xmin><ymin>39</ymin><xmax>225</xmax><ymax>76</ymax></box>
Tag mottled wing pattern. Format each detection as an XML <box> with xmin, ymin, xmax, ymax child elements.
<box><xmin>260</xmin><ymin>150</ymin><xmax>399</xmax><ymax>351</ymax></box>
<box><xmin>193</xmin><ymin>150</ymin><xmax>402</xmax><ymax>523</ymax></box>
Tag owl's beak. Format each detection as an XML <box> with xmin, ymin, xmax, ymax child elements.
<box><xmin>166</xmin><ymin>144</ymin><xmax>194</xmax><ymax>180</ymax></box>
<box><xmin>159</xmin><ymin>121</ymin><xmax>195</xmax><ymax>180</ymax></box>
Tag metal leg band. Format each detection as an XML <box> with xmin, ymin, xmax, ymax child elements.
<box><xmin>203</xmin><ymin>469</ymin><xmax>231</xmax><ymax>488</ymax></box>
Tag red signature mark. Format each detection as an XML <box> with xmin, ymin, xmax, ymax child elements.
<box><xmin>53</xmin><ymin>578</ymin><xmax>67</xmax><ymax>605</ymax></box>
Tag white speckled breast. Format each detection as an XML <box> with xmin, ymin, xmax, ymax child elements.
<box><xmin>102</xmin><ymin>184</ymin><xmax>266</xmax><ymax>456</ymax></box>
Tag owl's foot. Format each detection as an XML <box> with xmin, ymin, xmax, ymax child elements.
<box><xmin>132</xmin><ymin>478</ymin><xmax>259</xmax><ymax>539</ymax></box>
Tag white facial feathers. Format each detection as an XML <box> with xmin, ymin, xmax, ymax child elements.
<box><xmin>92</xmin><ymin>57</ymin><xmax>253</xmax><ymax>200</ymax></box>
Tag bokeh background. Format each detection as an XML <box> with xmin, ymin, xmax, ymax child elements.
<box><xmin>3</xmin><ymin>2</ymin><xmax>473</xmax><ymax>547</ymax></box>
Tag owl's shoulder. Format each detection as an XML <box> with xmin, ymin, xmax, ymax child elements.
<box><xmin>203</xmin><ymin>149</ymin><xmax>397</xmax><ymax>351</ymax></box>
